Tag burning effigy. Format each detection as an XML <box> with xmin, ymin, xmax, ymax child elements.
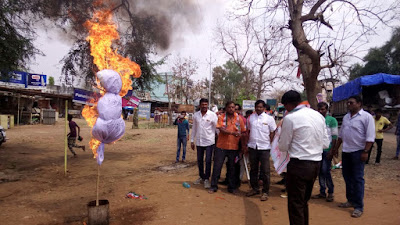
<box><xmin>91</xmin><ymin>69</ymin><xmax>125</xmax><ymax>165</ymax></box>
<box><xmin>82</xmin><ymin>9</ymin><xmax>141</xmax><ymax>165</ymax></box>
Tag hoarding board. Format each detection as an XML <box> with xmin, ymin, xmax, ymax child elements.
<box><xmin>242</xmin><ymin>100</ymin><xmax>256</xmax><ymax>111</ymax></box>
<box><xmin>0</xmin><ymin>71</ymin><xmax>27</xmax><ymax>88</ymax></box>
<box><xmin>122</xmin><ymin>96</ymin><xmax>141</xmax><ymax>108</ymax></box>
<box><xmin>27</xmin><ymin>74</ymin><xmax>47</xmax><ymax>89</ymax></box>
<box><xmin>138</xmin><ymin>102</ymin><xmax>151</xmax><ymax>120</ymax></box>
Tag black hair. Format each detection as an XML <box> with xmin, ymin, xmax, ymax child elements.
<box><xmin>255</xmin><ymin>100</ymin><xmax>266</xmax><ymax>108</ymax></box>
<box><xmin>225</xmin><ymin>101</ymin><xmax>235</xmax><ymax>108</ymax></box>
<box><xmin>245</xmin><ymin>110</ymin><xmax>253</xmax><ymax>116</ymax></box>
<box><xmin>266</xmin><ymin>104</ymin><xmax>270</xmax><ymax>111</ymax></box>
<box><xmin>199</xmin><ymin>98</ymin><xmax>209</xmax><ymax>104</ymax></box>
<box><xmin>317</xmin><ymin>102</ymin><xmax>329</xmax><ymax>110</ymax></box>
<box><xmin>181</xmin><ymin>111</ymin><xmax>186</xmax><ymax>114</ymax></box>
<box><xmin>374</xmin><ymin>108</ymin><xmax>382</xmax><ymax>113</ymax></box>
<box><xmin>235</xmin><ymin>103</ymin><xmax>242</xmax><ymax>110</ymax></box>
<box><xmin>281</xmin><ymin>90</ymin><xmax>301</xmax><ymax>105</ymax></box>
<box><xmin>349</xmin><ymin>95</ymin><xmax>362</xmax><ymax>104</ymax></box>
<box><xmin>68</xmin><ymin>114</ymin><xmax>73</xmax><ymax>121</ymax></box>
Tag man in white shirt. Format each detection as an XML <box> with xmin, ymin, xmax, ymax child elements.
<box><xmin>279</xmin><ymin>90</ymin><xmax>329</xmax><ymax>225</ymax></box>
<box><xmin>191</xmin><ymin>98</ymin><xmax>218</xmax><ymax>189</ymax></box>
<box><xmin>246</xmin><ymin>100</ymin><xmax>276</xmax><ymax>201</ymax></box>
<box><xmin>332</xmin><ymin>95</ymin><xmax>375</xmax><ymax>218</ymax></box>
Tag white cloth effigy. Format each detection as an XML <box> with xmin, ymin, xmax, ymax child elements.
<box><xmin>91</xmin><ymin>69</ymin><xmax>125</xmax><ymax>165</ymax></box>
<box><xmin>270</xmin><ymin>126</ymin><xmax>289</xmax><ymax>174</ymax></box>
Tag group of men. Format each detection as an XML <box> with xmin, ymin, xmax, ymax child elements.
<box><xmin>173</xmin><ymin>90</ymin><xmax>398</xmax><ymax>225</ymax></box>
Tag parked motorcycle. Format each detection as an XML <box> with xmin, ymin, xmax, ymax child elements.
<box><xmin>0</xmin><ymin>125</ymin><xmax>6</xmax><ymax>146</ymax></box>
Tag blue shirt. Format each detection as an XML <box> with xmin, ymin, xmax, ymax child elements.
<box><xmin>174</xmin><ymin>118</ymin><xmax>189</xmax><ymax>137</ymax></box>
<box><xmin>339</xmin><ymin>109</ymin><xmax>375</xmax><ymax>152</ymax></box>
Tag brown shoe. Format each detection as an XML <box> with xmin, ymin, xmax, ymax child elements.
<box><xmin>312</xmin><ymin>193</ymin><xmax>326</xmax><ymax>199</ymax></box>
<box><xmin>351</xmin><ymin>209</ymin><xmax>363</xmax><ymax>218</ymax></box>
<box><xmin>326</xmin><ymin>193</ymin><xmax>334</xmax><ymax>202</ymax></box>
<box><xmin>338</xmin><ymin>201</ymin><xmax>353</xmax><ymax>208</ymax></box>
<box><xmin>246</xmin><ymin>189</ymin><xmax>260</xmax><ymax>197</ymax></box>
<box><xmin>260</xmin><ymin>193</ymin><xmax>268</xmax><ymax>201</ymax></box>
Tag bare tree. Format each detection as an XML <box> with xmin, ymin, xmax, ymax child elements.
<box><xmin>190</xmin><ymin>78</ymin><xmax>208</xmax><ymax>101</ymax></box>
<box><xmin>171</xmin><ymin>56</ymin><xmax>198</xmax><ymax>104</ymax></box>
<box><xmin>239</xmin><ymin>0</ymin><xmax>400</xmax><ymax>108</ymax></box>
<box><xmin>215</xmin><ymin>16</ymin><xmax>291</xmax><ymax>99</ymax></box>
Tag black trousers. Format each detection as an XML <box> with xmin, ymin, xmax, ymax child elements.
<box><xmin>249</xmin><ymin>148</ymin><xmax>271</xmax><ymax>194</ymax></box>
<box><xmin>286</xmin><ymin>158</ymin><xmax>320</xmax><ymax>225</ymax></box>
<box><xmin>210</xmin><ymin>148</ymin><xmax>239</xmax><ymax>192</ymax></box>
<box><xmin>367</xmin><ymin>139</ymin><xmax>383</xmax><ymax>164</ymax></box>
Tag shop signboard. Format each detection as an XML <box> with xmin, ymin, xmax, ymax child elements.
<box><xmin>73</xmin><ymin>89</ymin><xmax>101</xmax><ymax>105</ymax></box>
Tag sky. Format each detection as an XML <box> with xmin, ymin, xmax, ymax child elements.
<box><xmin>29</xmin><ymin>0</ymin><xmax>399</xmax><ymax>92</ymax></box>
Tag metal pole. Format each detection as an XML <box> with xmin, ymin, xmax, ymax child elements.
<box><xmin>64</xmin><ymin>100</ymin><xmax>68</xmax><ymax>175</ymax></box>
<box><xmin>208</xmin><ymin>53</ymin><xmax>212</xmax><ymax>107</ymax></box>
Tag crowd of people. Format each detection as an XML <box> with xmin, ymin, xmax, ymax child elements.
<box><xmin>171</xmin><ymin>90</ymin><xmax>399</xmax><ymax>225</ymax></box>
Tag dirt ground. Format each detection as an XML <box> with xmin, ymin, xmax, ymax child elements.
<box><xmin>0</xmin><ymin>118</ymin><xmax>399</xmax><ymax>225</ymax></box>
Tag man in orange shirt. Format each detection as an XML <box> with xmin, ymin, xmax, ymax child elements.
<box><xmin>209</xmin><ymin>101</ymin><xmax>246</xmax><ymax>194</ymax></box>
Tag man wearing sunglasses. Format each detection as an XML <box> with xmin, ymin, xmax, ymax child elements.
<box><xmin>332</xmin><ymin>95</ymin><xmax>375</xmax><ymax>218</ymax></box>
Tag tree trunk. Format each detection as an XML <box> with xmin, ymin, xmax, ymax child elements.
<box><xmin>303</xmin><ymin>75</ymin><xmax>321</xmax><ymax>109</ymax></box>
<box><xmin>132</xmin><ymin>108</ymin><xmax>138</xmax><ymax>129</ymax></box>
<box><xmin>257</xmin><ymin>66</ymin><xmax>263</xmax><ymax>99</ymax></box>
<box><xmin>289</xmin><ymin>0</ymin><xmax>322</xmax><ymax>109</ymax></box>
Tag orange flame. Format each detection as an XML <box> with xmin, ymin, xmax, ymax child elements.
<box><xmin>82</xmin><ymin>8</ymin><xmax>142</xmax><ymax>157</ymax></box>
<box><xmin>85</xmin><ymin>10</ymin><xmax>142</xmax><ymax>97</ymax></box>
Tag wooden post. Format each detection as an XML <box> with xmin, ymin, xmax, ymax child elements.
<box><xmin>17</xmin><ymin>95</ymin><xmax>20</xmax><ymax>126</ymax></box>
<box><xmin>96</xmin><ymin>165</ymin><xmax>100</xmax><ymax>206</ymax></box>
<box><xmin>64</xmin><ymin>100</ymin><xmax>68</xmax><ymax>175</ymax></box>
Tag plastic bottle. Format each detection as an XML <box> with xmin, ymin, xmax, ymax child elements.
<box><xmin>182</xmin><ymin>182</ymin><xmax>191</xmax><ymax>188</ymax></box>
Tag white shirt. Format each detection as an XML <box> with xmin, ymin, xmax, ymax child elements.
<box><xmin>339</xmin><ymin>109</ymin><xmax>375</xmax><ymax>153</ymax></box>
<box><xmin>279</xmin><ymin>107</ymin><xmax>330</xmax><ymax>161</ymax></box>
<box><xmin>190</xmin><ymin>110</ymin><xmax>218</xmax><ymax>147</ymax></box>
<box><xmin>247</xmin><ymin>112</ymin><xmax>277</xmax><ymax>150</ymax></box>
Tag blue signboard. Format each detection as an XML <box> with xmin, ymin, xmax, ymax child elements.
<box><xmin>73</xmin><ymin>89</ymin><xmax>101</xmax><ymax>105</ymax></box>
<box><xmin>27</xmin><ymin>74</ymin><xmax>47</xmax><ymax>88</ymax></box>
<box><xmin>0</xmin><ymin>71</ymin><xmax>27</xmax><ymax>87</ymax></box>
<box><xmin>138</xmin><ymin>103</ymin><xmax>151</xmax><ymax>120</ymax></box>
<box><xmin>266</xmin><ymin>99</ymin><xmax>277</xmax><ymax>107</ymax></box>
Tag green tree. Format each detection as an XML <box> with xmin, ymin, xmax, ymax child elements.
<box><xmin>0</xmin><ymin>1</ymin><xmax>41</xmax><ymax>77</ymax></box>
<box><xmin>212</xmin><ymin>60</ymin><xmax>249</xmax><ymax>103</ymax></box>
<box><xmin>349</xmin><ymin>27</ymin><xmax>400</xmax><ymax>80</ymax></box>
<box><xmin>48</xmin><ymin>76</ymin><xmax>55</xmax><ymax>86</ymax></box>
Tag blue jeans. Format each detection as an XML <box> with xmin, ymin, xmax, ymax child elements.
<box><xmin>396</xmin><ymin>135</ymin><xmax>400</xmax><ymax>157</ymax></box>
<box><xmin>319</xmin><ymin>151</ymin><xmax>334</xmax><ymax>195</ymax></box>
<box><xmin>197</xmin><ymin>145</ymin><xmax>214</xmax><ymax>180</ymax></box>
<box><xmin>342</xmin><ymin>150</ymin><xmax>365</xmax><ymax>211</ymax></box>
<box><xmin>176</xmin><ymin>136</ymin><xmax>187</xmax><ymax>161</ymax></box>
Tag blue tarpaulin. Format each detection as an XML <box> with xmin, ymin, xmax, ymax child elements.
<box><xmin>332</xmin><ymin>73</ymin><xmax>400</xmax><ymax>102</ymax></box>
